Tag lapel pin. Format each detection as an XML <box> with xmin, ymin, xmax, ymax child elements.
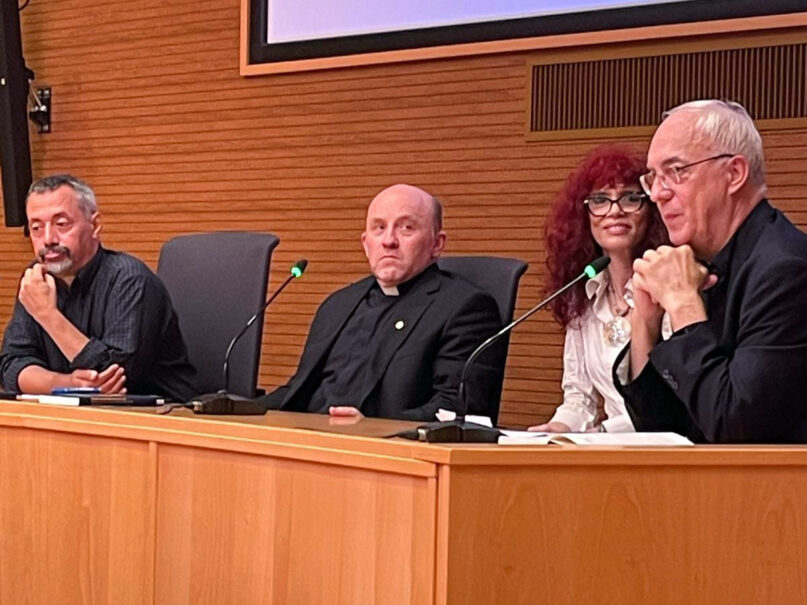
<box><xmin>394</xmin><ymin>320</ymin><xmax>405</xmax><ymax>330</ymax></box>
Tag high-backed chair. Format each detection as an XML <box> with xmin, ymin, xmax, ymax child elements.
<box><xmin>157</xmin><ymin>232</ymin><xmax>279</xmax><ymax>397</ymax></box>
<box><xmin>437</xmin><ymin>256</ymin><xmax>528</xmax><ymax>326</ymax></box>
<box><xmin>437</xmin><ymin>255</ymin><xmax>529</xmax><ymax>421</ymax></box>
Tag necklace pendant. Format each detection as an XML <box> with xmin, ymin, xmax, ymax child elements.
<box><xmin>603</xmin><ymin>315</ymin><xmax>631</xmax><ymax>347</ymax></box>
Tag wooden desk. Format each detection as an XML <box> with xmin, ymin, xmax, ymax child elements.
<box><xmin>1</xmin><ymin>402</ymin><xmax>805</xmax><ymax>604</ymax></box>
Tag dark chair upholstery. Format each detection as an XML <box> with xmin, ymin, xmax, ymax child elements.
<box><xmin>437</xmin><ymin>255</ymin><xmax>528</xmax><ymax>421</ymax></box>
<box><xmin>437</xmin><ymin>256</ymin><xmax>528</xmax><ymax>326</ymax></box>
<box><xmin>157</xmin><ymin>232</ymin><xmax>279</xmax><ymax>397</ymax></box>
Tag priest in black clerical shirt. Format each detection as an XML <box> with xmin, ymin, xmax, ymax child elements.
<box><xmin>258</xmin><ymin>184</ymin><xmax>505</xmax><ymax>421</ymax></box>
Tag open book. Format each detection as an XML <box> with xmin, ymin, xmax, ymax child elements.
<box><xmin>498</xmin><ymin>430</ymin><xmax>693</xmax><ymax>446</ymax></box>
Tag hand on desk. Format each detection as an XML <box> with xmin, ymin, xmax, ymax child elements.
<box><xmin>527</xmin><ymin>421</ymin><xmax>571</xmax><ymax>433</ymax></box>
<box><xmin>67</xmin><ymin>364</ymin><xmax>127</xmax><ymax>393</ymax></box>
<box><xmin>328</xmin><ymin>406</ymin><xmax>364</xmax><ymax>426</ymax></box>
<box><xmin>19</xmin><ymin>363</ymin><xmax>127</xmax><ymax>394</ymax></box>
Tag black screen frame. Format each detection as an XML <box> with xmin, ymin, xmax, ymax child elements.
<box><xmin>248</xmin><ymin>0</ymin><xmax>807</xmax><ymax>66</ymax></box>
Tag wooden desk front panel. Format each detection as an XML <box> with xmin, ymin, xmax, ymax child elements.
<box><xmin>7</xmin><ymin>405</ymin><xmax>807</xmax><ymax>605</ymax></box>
<box><xmin>437</xmin><ymin>462</ymin><xmax>807</xmax><ymax>605</ymax></box>
<box><xmin>0</xmin><ymin>427</ymin><xmax>155</xmax><ymax>605</ymax></box>
<box><xmin>154</xmin><ymin>444</ymin><xmax>436</xmax><ymax>605</ymax></box>
<box><xmin>0</xmin><ymin>406</ymin><xmax>437</xmax><ymax>605</ymax></box>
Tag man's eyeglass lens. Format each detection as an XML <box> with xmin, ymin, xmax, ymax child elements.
<box><xmin>640</xmin><ymin>153</ymin><xmax>734</xmax><ymax>195</ymax></box>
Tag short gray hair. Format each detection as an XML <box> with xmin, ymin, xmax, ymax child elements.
<box><xmin>431</xmin><ymin>195</ymin><xmax>444</xmax><ymax>233</ymax></box>
<box><xmin>27</xmin><ymin>174</ymin><xmax>98</xmax><ymax>219</ymax></box>
<box><xmin>663</xmin><ymin>100</ymin><xmax>765</xmax><ymax>185</ymax></box>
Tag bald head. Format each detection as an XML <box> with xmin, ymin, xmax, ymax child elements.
<box><xmin>361</xmin><ymin>184</ymin><xmax>446</xmax><ymax>287</ymax></box>
<box><xmin>370</xmin><ymin>184</ymin><xmax>443</xmax><ymax>232</ymax></box>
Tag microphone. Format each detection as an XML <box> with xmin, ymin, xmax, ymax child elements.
<box><xmin>222</xmin><ymin>258</ymin><xmax>308</xmax><ymax>392</ymax></box>
<box><xmin>189</xmin><ymin>259</ymin><xmax>308</xmax><ymax>415</ymax></box>
<box><xmin>394</xmin><ymin>256</ymin><xmax>611</xmax><ymax>442</ymax></box>
<box><xmin>456</xmin><ymin>255</ymin><xmax>611</xmax><ymax>418</ymax></box>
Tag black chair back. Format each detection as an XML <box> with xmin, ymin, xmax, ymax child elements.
<box><xmin>437</xmin><ymin>255</ymin><xmax>528</xmax><ymax>421</ymax></box>
<box><xmin>437</xmin><ymin>256</ymin><xmax>527</xmax><ymax>325</ymax></box>
<box><xmin>157</xmin><ymin>232</ymin><xmax>279</xmax><ymax>397</ymax></box>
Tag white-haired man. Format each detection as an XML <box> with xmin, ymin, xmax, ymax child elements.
<box><xmin>618</xmin><ymin>100</ymin><xmax>807</xmax><ymax>442</ymax></box>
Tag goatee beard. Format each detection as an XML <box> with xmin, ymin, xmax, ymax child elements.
<box><xmin>38</xmin><ymin>246</ymin><xmax>73</xmax><ymax>276</ymax></box>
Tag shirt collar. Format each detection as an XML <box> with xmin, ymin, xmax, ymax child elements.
<box><xmin>585</xmin><ymin>269</ymin><xmax>634</xmax><ymax>320</ymax></box>
<box><xmin>374</xmin><ymin>262</ymin><xmax>438</xmax><ymax>297</ymax></box>
<box><xmin>585</xmin><ymin>270</ymin><xmax>608</xmax><ymax>301</ymax></box>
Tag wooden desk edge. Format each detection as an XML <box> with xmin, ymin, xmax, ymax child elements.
<box><xmin>411</xmin><ymin>442</ymin><xmax>807</xmax><ymax>466</ymax></box>
<box><xmin>4</xmin><ymin>403</ymin><xmax>807</xmax><ymax>470</ymax></box>
<box><xmin>0</xmin><ymin>404</ymin><xmax>437</xmax><ymax>478</ymax></box>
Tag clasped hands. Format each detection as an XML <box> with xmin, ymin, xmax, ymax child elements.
<box><xmin>632</xmin><ymin>245</ymin><xmax>715</xmax><ymax>332</ymax></box>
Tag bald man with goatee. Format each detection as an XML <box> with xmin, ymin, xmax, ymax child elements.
<box><xmin>258</xmin><ymin>184</ymin><xmax>505</xmax><ymax>421</ymax></box>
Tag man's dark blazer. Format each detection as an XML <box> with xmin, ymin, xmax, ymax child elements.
<box><xmin>258</xmin><ymin>264</ymin><xmax>505</xmax><ymax>421</ymax></box>
<box><xmin>617</xmin><ymin>200</ymin><xmax>807</xmax><ymax>443</ymax></box>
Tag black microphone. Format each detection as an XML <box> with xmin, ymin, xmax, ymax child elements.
<box><xmin>456</xmin><ymin>255</ymin><xmax>611</xmax><ymax>418</ymax></box>
<box><xmin>189</xmin><ymin>259</ymin><xmax>308</xmax><ymax>415</ymax></box>
<box><xmin>393</xmin><ymin>256</ymin><xmax>611</xmax><ymax>442</ymax></box>
<box><xmin>222</xmin><ymin>258</ymin><xmax>308</xmax><ymax>392</ymax></box>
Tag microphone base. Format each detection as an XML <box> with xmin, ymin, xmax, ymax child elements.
<box><xmin>394</xmin><ymin>420</ymin><xmax>502</xmax><ymax>443</ymax></box>
<box><xmin>189</xmin><ymin>390</ymin><xmax>266</xmax><ymax>415</ymax></box>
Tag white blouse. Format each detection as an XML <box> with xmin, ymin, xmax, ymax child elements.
<box><xmin>548</xmin><ymin>271</ymin><xmax>635</xmax><ymax>433</ymax></box>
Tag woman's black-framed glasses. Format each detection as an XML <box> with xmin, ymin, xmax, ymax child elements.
<box><xmin>583</xmin><ymin>192</ymin><xmax>647</xmax><ymax>217</ymax></box>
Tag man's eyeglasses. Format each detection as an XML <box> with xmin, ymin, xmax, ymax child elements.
<box><xmin>583</xmin><ymin>192</ymin><xmax>647</xmax><ymax>217</ymax></box>
<box><xmin>639</xmin><ymin>153</ymin><xmax>734</xmax><ymax>195</ymax></box>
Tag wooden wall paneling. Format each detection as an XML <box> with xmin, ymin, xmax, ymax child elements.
<box><xmin>0</xmin><ymin>0</ymin><xmax>805</xmax><ymax>426</ymax></box>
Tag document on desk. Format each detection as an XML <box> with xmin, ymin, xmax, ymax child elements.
<box><xmin>498</xmin><ymin>430</ymin><xmax>694</xmax><ymax>446</ymax></box>
<box><xmin>16</xmin><ymin>394</ymin><xmax>166</xmax><ymax>406</ymax></box>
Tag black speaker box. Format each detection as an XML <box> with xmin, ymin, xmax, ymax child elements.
<box><xmin>0</xmin><ymin>0</ymin><xmax>31</xmax><ymax>227</ymax></box>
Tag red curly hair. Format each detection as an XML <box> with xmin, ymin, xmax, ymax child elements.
<box><xmin>544</xmin><ymin>144</ymin><xmax>669</xmax><ymax>327</ymax></box>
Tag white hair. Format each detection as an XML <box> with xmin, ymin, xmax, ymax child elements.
<box><xmin>663</xmin><ymin>100</ymin><xmax>765</xmax><ymax>186</ymax></box>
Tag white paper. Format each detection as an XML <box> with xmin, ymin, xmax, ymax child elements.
<box><xmin>498</xmin><ymin>431</ymin><xmax>693</xmax><ymax>446</ymax></box>
<box><xmin>436</xmin><ymin>409</ymin><xmax>457</xmax><ymax>422</ymax></box>
<box><xmin>465</xmin><ymin>414</ymin><xmax>493</xmax><ymax>427</ymax></box>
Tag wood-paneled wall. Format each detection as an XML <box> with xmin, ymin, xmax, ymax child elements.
<box><xmin>2</xmin><ymin>1</ymin><xmax>805</xmax><ymax>426</ymax></box>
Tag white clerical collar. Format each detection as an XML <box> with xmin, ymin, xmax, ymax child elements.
<box><xmin>378</xmin><ymin>282</ymin><xmax>400</xmax><ymax>296</ymax></box>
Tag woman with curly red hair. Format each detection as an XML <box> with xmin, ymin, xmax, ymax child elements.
<box><xmin>530</xmin><ymin>144</ymin><xmax>668</xmax><ymax>433</ymax></box>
